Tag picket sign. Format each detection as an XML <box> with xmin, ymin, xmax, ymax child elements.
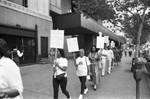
<box><xmin>67</xmin><ymin>37</ymin><xmax>79</xmax><ymax>53</ymax></box>
<box><xmin>50</xmin><ymin>30</ymin><xmax>64</xmax><ymax>49</ymax></box>
<box><xmin>96</xmin><ymin>36</ymin><xmax>104</xmax><ymax>49</ymax></box>
<box><xmin>111</xmin><ymin>41</ymin><xmax>115</xmax><ymax>48</ymax></box>
<box><xmin>50</xmin><ymin>30</ymin><xmax>64</xmax><ymax>67</ymax></box>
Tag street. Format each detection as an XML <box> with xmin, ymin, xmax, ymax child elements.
<box><xmin>20</xmin><ymin>55</ymin><xmax>150</xmax><ymax>99</ymax></box>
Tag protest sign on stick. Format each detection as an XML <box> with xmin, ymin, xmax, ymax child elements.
<box><xmin>50</xmin><ymin>30</ymin><xmax>64</xmax><ymax>67</ymax></box>
<box><xmin>50</xmin><ymin>30</ymin><xmax>64</xmax><ymax>49</ymax></box>
<box><xmin>67</xmin><ymin>37</ymin><xmax>79</xmax><ymax>53</ymax></box>
<box><xmin>96</xmin><ymin>37</ymin><xmax>104</xmax><ymax>49</ymax></box>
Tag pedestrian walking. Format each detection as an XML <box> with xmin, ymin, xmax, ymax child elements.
<box><xmin>98</xmin><ymin>48</ymin><xmax>107</xmax><ymax>77</ymax></box>
<box><xmin>0</xmin><ymin>38</ymin><xmax>23</xmax><ymax>99</ymax></box>
<box><xmin>11</xmin><ymin>45</ymin><xmax>24</xmax><ymax>65</ymax></box>
<box><xmin>129</xmin><ymin>48</ymin><xmax>132</xmax><ymax>57</ymax></box>
<box><xmin>74</xmin><ymin>49</ymin><xmax>91</xmax><ymax>99</ymax></box>
<box><xmin>114</xmin><ymin>47</ymin><xmax>120</xmax><ymax>66</ymax></box>
<box><xmin>106</xmin><ymin>46</ymin><xmax>114</xmax><ymax>74</ymax></box>
<box><xmin>124</xmin><ymin>49</ymin><xmax>127</xmax><ymax>57</ymax></box>
<box><xmin>88</xmin><ymin>45</ymin><xmax>100</xmax><ymax>90</ymax></box>
<box><xmin>52</xmin><ymin>49</ymin><xmax>71</xmax><ymax>99</ymax></box>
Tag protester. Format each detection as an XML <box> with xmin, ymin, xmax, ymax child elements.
<box><xmin>74</xmin><ymin>49</ymin><xmax>91</xmax><ymax>99</ymax></box>
<box><xmin>114</xmin><ymin>47</ymin><xmax>120</xmax><ymax>66</ymax></box>
<box><xmin>98</xmin><ymin>47</ymin><xmax>107</xmax><ymax>77</ymax></box>
<box><xmin>11</xmin><ymin>45</ymin><xmax>24</xmax><ymax>65</ymax></box>
<box><xmin>52</xmin><ymin>49</ymin><xmax>71</xmax><ymax>99</ymax></box>
<box><xmin>106</xmin><ymin>46</ymin><xmax>114</xmax><ymax>74</ymax></box>
<box><xmin>88</xmin><ymin>45</ymin><xmax>100</xmax><ymax>90</ymax></box>
<box><xmin>0</xmin><ymin>38</ymin><xmax>23</xmax><ymax>99</ymax></box>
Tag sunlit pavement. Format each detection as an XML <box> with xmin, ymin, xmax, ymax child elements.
<box><xmin>20</xmin><ymin>53</ymin><xmax>150</xmax><ymax>99</ymax></box>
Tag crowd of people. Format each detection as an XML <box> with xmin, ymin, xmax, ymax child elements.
<box><xmin>0</xmin><ymin>38</ymin><xmax>123</xmax><ymax>99</ymax></box>
<box><xmin>49</xmin><ymin>45</ymin><xmax>123</xmax><ymax>99</ymax></box>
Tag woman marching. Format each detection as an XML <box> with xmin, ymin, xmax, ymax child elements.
<box><xmin>74</xmin><ymin>49</ymin><xmax>91</xmax><ymax>99</ymax></box>
<box><xmin>52</xmin><ymin>49</ymin><xmax>71</xmax><ymax>99</ymax></box>
<box><xmin>88</xmin><ymin>45</ymin><xmax>100</xmax><ymax>90</ymax></box>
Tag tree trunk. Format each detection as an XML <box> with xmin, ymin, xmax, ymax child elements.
<box><xmin>135</xmin><ymin>22</ymin><xmax>143</xmax><ymax>58</ymax></box>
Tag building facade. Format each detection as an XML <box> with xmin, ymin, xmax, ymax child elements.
<box><xmin>0</xmin><ymin>0</ymin><xmax>52</xmax><ymax>65</ymax></box>
<box><xmin>0</xmin><ymin>0</ymin><xmax>124</xmax><ymax>65</ymax></box>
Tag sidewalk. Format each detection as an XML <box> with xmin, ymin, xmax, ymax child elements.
<box><xmin>20</xmin><ymin>55</ymin><xmax>150</xmax><ymax>99</ymax></box>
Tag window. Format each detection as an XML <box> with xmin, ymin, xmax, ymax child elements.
<box><xmin>23</xmin><ymin>0</ymin><xmax>28</xmax><ymax>7</ymax></box>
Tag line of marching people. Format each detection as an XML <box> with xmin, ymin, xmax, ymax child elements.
<box><xmin>49</xmin><ymin>45</ymin><xmax>122</xmax><ymax>99</ymax></box>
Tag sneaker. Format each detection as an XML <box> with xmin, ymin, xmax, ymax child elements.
<box><xmin>84</xmin><ymin>88</ymin><xmax>88</xmax><ymax>94</ymax></box>
<box><xmin>78</xmin><ymin>94</ymin><xmax>83</xmax><ymax>99</ymax></box>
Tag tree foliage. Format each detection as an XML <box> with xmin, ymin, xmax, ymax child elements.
<box><xmin>71</xmin><ymin>0</ymin><xmax>116</xmax><ymax>21</ymax></box>
<box><xmin>112</xmin><ymin>0</ymin><xmax>150</xmax><ymax>44</ymax></box>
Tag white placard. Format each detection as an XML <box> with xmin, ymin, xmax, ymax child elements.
<box><xmin>111</xmin><ymin>41</ymin><xmax>115</xmax><ymax>47</ymax></box>
<box><xmin>107</xmin><ymin>40</ymin><xmax>110</xmax><ymax>46</ymax></box>
<box><xmin>96</xmin><ymin>37</ymin><xmax>104</xmax><ymax>48</ymax></box>
<box><xmin>50</xmin><ymin>30</ymin><xmax>64</xmax><ymax>49</ymax></box>
<box><xmin>67</xmin><ymin>37</ymin><xmax>79</xmax><ymax>52</ymax></box>
<box><xmin>99</xmin><ymin>32</ymin><xmax>102</xmax><ymax>37</ymax></box>
<box><xmin>104</xmin><ymin>36</ymin><xmax>109</xmax><ymax>43</ymax></box>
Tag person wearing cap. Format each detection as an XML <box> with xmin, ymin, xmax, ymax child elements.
<box><xmin>74</xmin><ymin>49</ymin><xmax>91</xmax><ymax>99</ymax></box>
<box><xmin>0</xmin><ymin>38</ymin><xmax>23</xmax><ymax>99</ymax></box>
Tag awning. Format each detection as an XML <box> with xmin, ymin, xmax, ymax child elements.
<box><xmin>53</xmin><ymin>13</ymin><xmax>124</xmax><ymax>43</ymax></box>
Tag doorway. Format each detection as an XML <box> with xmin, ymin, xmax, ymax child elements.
<box><xmin>41</xmin><ymin>37</ymin><xmax>48</xmax><ymax>58</ymax></box>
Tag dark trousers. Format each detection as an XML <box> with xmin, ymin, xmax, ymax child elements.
<box><xmin>53</xmin><ymin>77</ymin><xmax>70</xmax><ymax>99</ymax></box>
<box><xmin>79</xmin><ymin>76</ymin><xmax>87</xmax><ymax>94</ymax></box>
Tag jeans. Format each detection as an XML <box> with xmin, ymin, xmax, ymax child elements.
<box><xmin>53</xmin><ymin>77</ymin><xmax>70</xmax><ymax>99</ymax></box>
<box><xmin>79</xmin><ymin>76</ymin><xmax>87</xmax><ymax>94</ymax></box>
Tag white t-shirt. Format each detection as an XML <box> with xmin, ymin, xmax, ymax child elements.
<box><xmin>99</xmin><ymin>49</ymin><xmax>107</xmax><ymax>59</ymax></box>
<box><xmin>0</xmin><ymin>57</ymin><xmax>23</xmax><ymax>99</ymax></box>
<box><xmin>107</xmin><ymin>49</ymin><xmax>114</xmax><ymax>59</ymax></box>
<box><xmin>55</xmin><ymin>57</ymin><xmax>68</xmax><ymax>77</ymax></box>
<box><xmin>76</xmin><ymin>56</ymin><xmax>91</xmax><ymax>76</ymax></box>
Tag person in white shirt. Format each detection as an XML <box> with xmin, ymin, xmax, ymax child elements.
<box><xmin>98</xmin><ymin>47</ymin><xmax>107</xmax><ymax>77</ymax></box>
<box><xmin>53</xmin><ymin>49</ymin><xmax>71</xmax><ymax>99</ymax></box>
<box><xmin>12</xmin><ymin>46</ymin><xmax>24</xmax><ymax>65</ymax></box>
<box><xmin>107</xmin><ymin>46</ymin><xmax>114</xmax><ymax>74</ymax></box>
<box><xmin>74</xmin><ymin>49</ymin><xmax>91</xmax><ymax>99</ymax></box>
<box><xmin>0</xmin><ymin>38</ymin><xmax>23</xmax><ymax>99</ymax></box>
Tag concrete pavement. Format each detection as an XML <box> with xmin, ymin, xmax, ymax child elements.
<box><xmin>20</xmin><ymin>55</ymin><xmax>150</xmax><ymax>99</ymax></box>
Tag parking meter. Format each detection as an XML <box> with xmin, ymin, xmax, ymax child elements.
<box><xmin>131</xmin><ymin>58</ymin><xmax>138</xmax><ymax>72</ymax></box>
<box><xmin>133</xmin><ymin>69</ymin><xmax>142</xmax><ymax>81</ymax></box>
<box><xmin>133</xmin><ymin>61</ymin><xmax>144</xmax><ymax>99</ymax></box>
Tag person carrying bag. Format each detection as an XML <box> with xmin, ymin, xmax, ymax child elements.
<box><xmin>74</xmin><ymin>49</ymin><xmax>91</xmax><ymax>99</ymax></box>
<box><xmin>52</xmin><ymin>49</ymin><xmax>71</xmax><ymax>99</ymax></box>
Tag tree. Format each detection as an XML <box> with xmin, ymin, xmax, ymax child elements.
<box><xmin>110</xmin><ymin>0</ymin><xmax>150</xmax><ymax>58</ymax></box>
<box><xmin>71</xmin><ymin>0</ymin><xmax>116</xmax><ymax>21</ymax></box>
